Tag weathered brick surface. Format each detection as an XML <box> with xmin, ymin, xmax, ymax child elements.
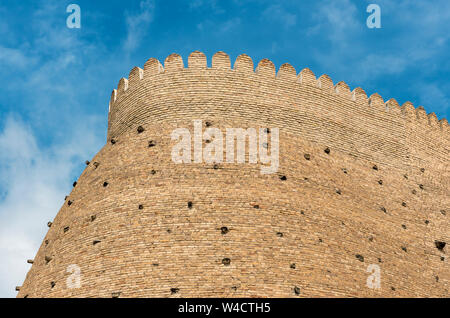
<box><xmin>17</xmin><ymin>51</ymin><xmax>448</xmax><ymax>298</ymax></box>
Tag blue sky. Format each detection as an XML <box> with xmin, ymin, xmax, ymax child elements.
<box><xmin>0</xmin><ymin>0</ymin><xmax>449</xmax><ymax>297</ymax></box>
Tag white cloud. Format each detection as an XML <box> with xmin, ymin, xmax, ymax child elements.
<box><xmin>416</xmin><ymin>83</ymin><xmax>449</xmax><ymax>115</ymax></box>
<box><xmin>219</xmin><ymin>17</ymin><xmax>241</xmax><ymax>33</ymax></box>
<box><xmin>355</xmin><ymin>53</ymin><xmax>409</xmax><ymax>81</ymax></box>
<box><xmin>307</xmin><ymin>0</ymin><xmax>359</xmax><ymax>44</ymax></box>
<box><xmin>124</xmin><ymin>0</ymin><xmax>155</xmax><ymax>53</ymax></box>
<box><xmin>262</xmin><ymin>4</ymin><xmax>297</xmax><ymax>29</ymax></box>
<box><xmin>0</xmin><ymin>4</ymin><xmax>107</xmax><ymax>295</ymax></box>
<box><xmin>0</xmin><ymin>46</ymin><xmax>33</xmax><ymax>69</ymax></box>
<box><xmin>189</xmin><ymin>0</ymin><xmax>204</xmax><ymax>9</ymax></box>
<box><xmin>196</xmin><ymin>17</ymin><xmax>241</xmax><ymax>35</ymax></box>
<box><xmin>188</xmin><ymin>0</ymin><xmax>224</xmax><ymax>14</ymax></box>
<box><xmin>0</xmin><ymin>2</ymin><xmax>116</xmax><ymax>298</ymax></box>
<box><xmin>306</xmin><ymin>0</ymin><xmax>449</xmax><ymax>113</ymax></box>
<box><xmin>0</xmin><ymin>116</ymin><xmax>102</xmax><ymax>298</ymax></box>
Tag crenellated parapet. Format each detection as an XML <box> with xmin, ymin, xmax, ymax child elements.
<box><xmin>109</xmin><ymin>51</ymin><xmax>448</xmax><ymax>132</ymax></box>
<box><xmin>107</xmin><ymin>51</ymin><xmax>449</xmax><ymax>169</ymax></box>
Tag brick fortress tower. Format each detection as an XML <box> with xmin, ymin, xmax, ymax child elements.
<box><xmin>17</xmin><ymin>51</ymin><xmax>448</xmax><ymax>297</ymax></box>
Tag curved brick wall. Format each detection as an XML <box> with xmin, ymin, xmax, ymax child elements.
<box><xmin>17</xmin><ymin>51</ymin><xmax>448</xmax><ymax>297</ymax></box>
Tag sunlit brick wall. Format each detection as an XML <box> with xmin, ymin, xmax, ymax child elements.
<box><xmin>17</xmin><ymin>51</ymin><xmax>449</xmax><ymax>298</ymax></box>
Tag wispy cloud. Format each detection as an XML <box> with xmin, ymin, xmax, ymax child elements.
<box><xmin>416</xmin><ymin>83</ymin><xmax>449</xmax><ymax>114</ymax></box>
<box><xmin>189</xmin><ymin>0</ymin><xmax>224</xmax><ymax>14</ymax></box>
<box><xmin>303</xmin><ymin>0</ymin><xmax>364</xmax><ymax>82</ymax></box>
<box><xmin>0</xmin><ymin>116</ymin><xmax>102</xmax><ymax>298</ymax></box>
<box><xmin>197</xmin><ymin>17</ymin><xmax>241</xmax><ymax>35</ymax></box>
<box><xmin>124</xmin><ymin>0</ymin><xmax>155</xmax><ymax>54</ymax></box>
<box><xmin>0</xmin><ymin>2</ymin><xmax>108</xmax><ymax>297</ymax></box>
<box><xmin>262</xmin><ymin>4</ymin><xmax>297</xmax><ymax>29</ymax></box>
<box><xmin>0</xmin><ymin>46</ymin><xmax>33</xmax><ymax>69</ymax></box>
<box><xmin>303</xmin><ymin>0</ymin><xmax>449</xmax><ymax>115</ymax></box>
<box><xmin>307</xmin><ymin>0</ymin><xmax>359</xmax><ymax>43</ymax></box>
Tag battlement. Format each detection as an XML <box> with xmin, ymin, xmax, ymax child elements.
<box><xmin>108</xmin><ymin>51</ymin><xmax>448</xmax><ymax>134</ymax></box>
<box><xmin>106</xmin><ymin>51</ymin><xmax>449</xmax><ymax>171</ymax></box>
